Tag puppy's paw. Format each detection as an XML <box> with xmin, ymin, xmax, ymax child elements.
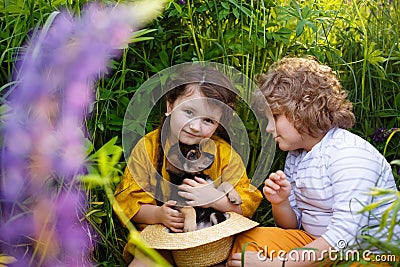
<box><xmin>217</xmin><ymin>182</ymin><xmax>242</xmax><ymax>205</ymax></box>
<box><xmin>210</xmin><ymin>212</ymin><xmax>228</xmax><ymax>225</ymax></box>
<box><xmin>181</xmin><ymin>206</ymin><xmax>197</xmax><ymax>232</ymax></box>
<box><xmin>183</xmin><ymin>220</ymin><xmax>197</xmax><ymax>232</ymax></box>
<box><xmin>227</xmin><ymin>190</ymin><xmax>242</xmax><ymax>205</ymax></box>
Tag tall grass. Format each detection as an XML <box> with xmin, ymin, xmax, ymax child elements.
<box><xmin>338</xmin><ymin>0</ymin><xmax>400</xmax><ymax>137</ymax></box>
<box><xmin>0</xmin><ymin>0</ymin><xmax>82</xmax><ymax>79</ymax></box>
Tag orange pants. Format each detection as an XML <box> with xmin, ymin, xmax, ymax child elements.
<box><xmin>230</xmin><ymin>227</ymin><xmax>395</xmax><ymax>266</ymax></box>
<box><xmin>231</xmin><ymin>227</ymin><xmax>315</xmax><ymax>256</ymax></box>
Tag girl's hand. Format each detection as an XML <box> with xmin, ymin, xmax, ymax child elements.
<box><xmin>177</xmin><ymin>177</ymin><xmax>225</xmax><ymax>208</ymax></box>
<box><xmin>158</xmin><ymin>200</ymin><xmax>184</xmax><ymax>232</ymax></box>
<box><xmin>263</xmin><ymin>170</ymin><xmax>291</xmax><ymax>205</ymax></box>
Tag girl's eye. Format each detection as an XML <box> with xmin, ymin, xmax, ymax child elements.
<box><xmin>184</xmin><ymin>110</ymin><xmax>193</xmax><ymax>116</ymax></box>
<box><xmin>204</xmin><ymin>118</ymin><xmax>216</xmax><ymax>124</ymax></box>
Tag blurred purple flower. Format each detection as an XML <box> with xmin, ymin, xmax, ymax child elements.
<box><xmin>370</xmin><ymin>127</ymin><xmax>399</xmax><ymax>143</ymax></box>
<box><xmin>0</xmin><ymin>1</ymin><xmax>164</xmax><ymax>266</ymax></box>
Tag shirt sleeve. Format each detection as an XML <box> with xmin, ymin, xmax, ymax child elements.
<box><xmin>284</xmin><ymin>152</ymin><xmax>302</xmax><ymax>228</ymax></box>
<box><xmin>322</xmin><ymin>145</ymin><xmax>385</xmax><ymax>250</ymax></box>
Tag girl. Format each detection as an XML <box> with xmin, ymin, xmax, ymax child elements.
<box><xmin>114</xmin><ymin>64</ymin><xmax>262</xmax><ymax>266</ymax></box>
<box><xmin>227</xmin><ymin>57</ymin><xmax>398</xmax><ymax>267</ymax></box>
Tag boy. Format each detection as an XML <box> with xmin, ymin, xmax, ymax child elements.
<box><xmin>227</xmin><ymin>57</ymin><xmax>398</xmax><ymax>267</ymax></box>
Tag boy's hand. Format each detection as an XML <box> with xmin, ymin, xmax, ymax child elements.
<box><xmin>177</xmin><ymin>177</ymin><xmax>225</xmax><ymax>208</ymax></box>
<box><xmin>263</xmin><ymin>170</ymin><xmax>291</xmax><ymax>205</ymax></box>
<box><xmin>158</xmin><ymin>200</ymin><xmax>184</xmax><ymax>232</ymax></box>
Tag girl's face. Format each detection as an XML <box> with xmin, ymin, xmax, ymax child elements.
<box><xmin>266</xmin><ymin>114</ymin><xmax>320</xmax><ymax>152</ymax></box>
<box><xmin>166</xmin><ymin>85</ymin><xmax>223</xmax><ymax>145</ymax></box>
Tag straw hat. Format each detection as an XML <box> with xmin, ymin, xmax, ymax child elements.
<box><xmin>140</xmin><ymin>212</ymin><xmax>259</xmax><ymax>267</ymax></box>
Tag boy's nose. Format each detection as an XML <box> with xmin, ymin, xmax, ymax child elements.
<box><xmin>265</xmin><ymin>119</ymin><xmax>275</xmax><ymax>134</ymax></box>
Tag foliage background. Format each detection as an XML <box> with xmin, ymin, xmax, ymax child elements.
<box><xmin>1</xmin><ymin>0</ymin><xmax>399</xmax><ymax>265</ymax></box>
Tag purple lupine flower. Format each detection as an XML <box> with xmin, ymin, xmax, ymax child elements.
<box><xmin>370</xmin><ymin>127</ymin><xmax>399</xmax><ymax>143</ymax></box>
<box><xmin>1</xmin><ymin>1</ymin><xmax>164</xmax><ymax>266</ymax></box>
<box><xmin>370</xmin><ymin>128</ymin><xmax>388</xmax><ymax>143</ymax></box>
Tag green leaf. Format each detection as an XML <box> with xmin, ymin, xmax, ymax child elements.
<box><xmin>359</xmin><ymin>199</ymin><xmax>389</xmax><ymax>213</ymax></box>
<box><xmin>365</xmin><ymin>43</ymin><xmax>386</xmax><ymax>68</ymax></box>
<box><xmin>80</xmin><ymin>174</ymin><xmax>107</xmax><ymax>185</ymax></box>
<box><xmin>289</xmin><ymin>1</ymin><xmax>301</xmax><ymax>19</ymax></box>
<box><xmin>384</xmin><ymin>129</ymin><xmax>400</xmax><ymax>155</ymax></box>
<box><xmin>89</xmin><ymin>137</ymin><xmax>122</xmax><ymax>161</ymax></box>
<box><xmin>387</xmin><ymin>201</ymin><xmax>400</xmax><ymax>240</ymax></box>
<box><xmin>218</xmin><ymin>9</ymin><xmax>230</xmax><ymax>20</ymax></box>
<box><xmin>378</xmin><ymin>203</ymin><xmax>392</xmax><ymax>230</ymax></box>
<box><xmin>221</xmin><ymin>2</ymin><xmax>229</xmax><ymax>9</ymax></box>
<box><xmin>305</xmin><ymin>20</ymin><xmax>317</xmax><ymax>32</ymax></box>
<box><xmin>196</xmin><ymin>4</ymin><xmax>208</xmax><ymax>12</ymax></box>
<box><xmin>390</xmin><ymin>159</ymin><xmax>400</xmax><ymax>166</ymax></box>
<box><xmin>172</xmin><ymin>1</ymin><xmax>182</xmax><ymax>14</ymax></box>
<box><xmin>227</xmin><ymin>0</ymin><xmax>252</xmax><ymax>18</ymax></box>
<box><xmin>159</xmin><ymin>50</ymin><xmax>169</xmax><ymax>68</ymax></box>
<box><xmin>232</xmin><ymin>8</ymin><xmax>239</xmax><ymax>19</ymax></box>
<box><xmin>272</xmin><ymin>27</ymin><xmax>292</xmax><ymax>44</ymax></box>
<box><xmin>360</xmin><ymin>235</ymin><xmax>400</xmax><ymax>255</ymax></box>
<box><xmin>86</xmin><ymin>209</ymin><xmax>106</xmax><ymax>217</ymax></box>
<box><xmin>368</xmin><ymin>188</ymin><xmax>398</xmax><ymax>197</ymax></box>
<box><xmin>130</xmin><ymin>28</ymin><xmax>157</xmax><ymax>43</ymax></box>
<box><xmin>296</xmin><ymin>19</ymin><xmax>305</xmax><ymax>36</ymax></box>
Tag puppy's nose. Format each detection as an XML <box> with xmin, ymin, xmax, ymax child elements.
<box><xmin>187</xmin><ymin>150</ymin><xmax>198</xmax><ymax>161</ymax></box>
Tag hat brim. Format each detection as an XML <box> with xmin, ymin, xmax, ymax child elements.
<box><xmin>140</xmin><ymin>212</ymin><xmax>259</xmax><ymax>250</ymax></box>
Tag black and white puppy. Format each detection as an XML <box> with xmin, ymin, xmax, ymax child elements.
<box><xmin>165</xmin><ymin>142</ymin><xmax>242</xmax><ymax>232</ymax></box>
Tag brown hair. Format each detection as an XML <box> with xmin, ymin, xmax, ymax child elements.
<box><xmin>154</xmin><ymin>65</ymin><xmax>237</xmax><ymax>204</ymax></box>
<box><xmin>255</xmin><ymin>57</ymin><xmax>355</xmax><ymax>138</ymax></box>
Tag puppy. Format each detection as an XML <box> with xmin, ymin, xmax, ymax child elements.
<box><xmin>165</xmin><ymin>142</ymin><xmax>242</xmax><ymax>232</ymax></box>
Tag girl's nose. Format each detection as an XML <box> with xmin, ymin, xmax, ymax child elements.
<box><xmin>188</xmin><ymin>119</ymin><xmax>201</xmax><ymax>131</ymax></box>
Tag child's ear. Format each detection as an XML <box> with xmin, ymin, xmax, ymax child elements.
<box><xmin>166</xmin><ymin>101</ymin><xmax>173</xmax><ymax>114</ymax></box>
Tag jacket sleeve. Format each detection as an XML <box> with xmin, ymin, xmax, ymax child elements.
<box><xmin>217</xmin><ymin>141</ymin><xmax>263</xmax><ymax>218</ymax></box>
<box><xmin>113</xmin><ymin>138</ymin><xmax>156</xmax><ymax>227</ymax></box>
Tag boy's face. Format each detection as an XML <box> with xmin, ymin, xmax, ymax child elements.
<box><xmin>166</xmin><ymin>86</ymin><xmax>222</xmax><ymax>145</ymax></box>
<box><xmin>266</xmin><ymin>114</ymin><xmax>304</xmax><ymax>151</ymax></box>
<box><xmin>266</xmin><ymin>113</ymin><xmax>322</xmax><ymax>152</ymax></box>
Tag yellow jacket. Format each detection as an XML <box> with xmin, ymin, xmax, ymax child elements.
<box><xmin>114</xmin><ymin>129</ymin><xmax>262</xmax><ymax>229</ymax></box>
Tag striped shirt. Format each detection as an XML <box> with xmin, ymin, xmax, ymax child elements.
<box><xmin>285</xmin><ymin>128</ymin><xmax>398</xmax><ymax>250</ymax></box>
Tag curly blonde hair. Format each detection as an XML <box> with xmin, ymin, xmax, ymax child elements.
<box><xmin>255</xmin><ymin>57</ymin><xmax>355</xmax><ymax>137</ymax></box>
